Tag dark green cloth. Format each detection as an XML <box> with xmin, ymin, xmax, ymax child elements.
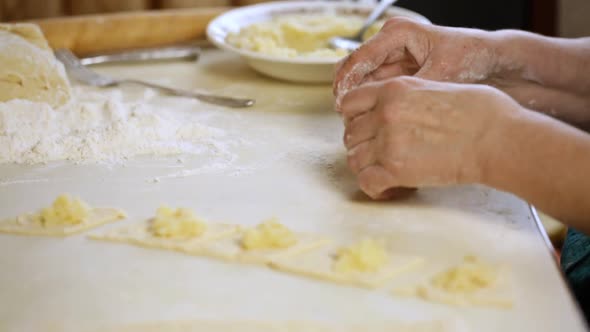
<box><xmin>562</xmin><ymin>228</ymin><xmax>590</xmax><ymax>323</ymax></box>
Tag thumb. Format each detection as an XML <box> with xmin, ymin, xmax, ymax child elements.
<box><xmin>414</xmin><ymin>58</ymin><xmax>445</xmax><ymax>82</ymax></box>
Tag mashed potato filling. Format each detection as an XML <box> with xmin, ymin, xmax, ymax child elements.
<box><xmin>333</xmin><ymin>238</ymin><xmax>389</xmax><ymax>273</ymax></box>
<box><xmin>36</xmin><ymin>194</ymin><xmax>91</xmax><ymax>227</ymax></box>
<box><xmin>227</xmin><ymin>14</ymin><xmax>384</xmax><ymax>58</ymax></box>
<box><xmin>151</xmin><ymin>206</ymin><xmax>207</xmax><ymax>239</ymax></box>
<box><xmin>431</xmin><ymin>256</ymin><xmax>498</xmax><ymax>293</ymax></box>
<box><xmin>241</xmin><ymin>218</ymin><xmax>298</xmax><ymax>250</ymax></box>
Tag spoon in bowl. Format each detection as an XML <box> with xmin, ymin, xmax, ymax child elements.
<box><xmin>328</xmin><ymin>0</ymin><xmax>398</xmax><ymax>52</ymax></box>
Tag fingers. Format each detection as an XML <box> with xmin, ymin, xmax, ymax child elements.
<box><xmin>333</xmin><ymin>33</ymin><xmax>396</xmax><ymax>99</ymax></box>
<box><xmin>340</xmin><ymin>83</ymin><xmax>380</xmax><ymax>121</ymax></box>
<box><xmin>364</xmin><ymin>60</ymin><xmax>421</xmax><ymax>83</ymax></box>
<box><xmin>347</xmin><ymin>139</ymin><xmax>376</xmax><ymax>174</ymax></box>
<box><xmin>357</xmin><ymin>165</ymin><xmax>399</xmax><ymax>199</ymax></box>
<box><xmin>333</xmin><ymin>17</ymin><xmax>428</xmax><ymax>100</ymax></box>
<box><xmin>343</xmin><ymin>111</ymin><xmax>378</xmax><ymax>149</ymax></box>
<box><xmin>333</xmin><ymin>43</ymin><xmax>378</xmax><ymax>97</ymax></box>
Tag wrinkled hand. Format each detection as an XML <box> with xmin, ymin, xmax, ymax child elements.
<box><xmin>341</xmin><ymin>76</ymin><xmax>521</xmax><ymax>199</ymax></box>
<box><xmin>333</xmin><ymin>17</ymin><xmax>507</xmax><ymax>112</ymax></box>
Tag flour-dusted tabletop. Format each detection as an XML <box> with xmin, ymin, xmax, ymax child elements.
<box><xmin>0</xmin><ymin>49</ymin><xmax>586</xmax><ymax>332</ymax></box>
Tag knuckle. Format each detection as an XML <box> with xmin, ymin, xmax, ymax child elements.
<box><xmin>383</xmin><ymin>16</ymin><xmax>419</xmax><ymax>31</ymax></box>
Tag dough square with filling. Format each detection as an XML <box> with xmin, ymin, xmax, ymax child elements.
<box><xmin>0</xmin><ymin>208</ymin><xmax>126</xmax><ymax>237</ymax></box>
<box><xmin>270</xmin><ymin>244</ymin><xmax>424</xmax><ymax>289</ymax></box>
<box><xmin>391</xmin><ymin>261</ymin><xmax>513</xmax><ymax>309</ymax></box>
<box><xmin>89</xmin><ymin>222</ymin><xmax>240</xmax><ymax>254</ymax></box>
<box><xmin>194</xmin><ymin>232</ymin><xmax>331</xmax><ymax>264</ymax></box>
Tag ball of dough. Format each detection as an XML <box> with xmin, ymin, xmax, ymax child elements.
<box><xmin>0</xmin><ymin>23</ymin><xmax>72</xmax><ymax>108</ymax></box>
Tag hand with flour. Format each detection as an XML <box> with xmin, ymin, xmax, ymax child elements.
<box><xmin>334</xmin><ymin>17</ymin><xmax>590</xmax><ymax>128</ymax></box>
<box><xmin>341</xmin><ymin>77</ymin><xmax>517</xmax><ymax>198</ymax></box>
<box><xmin>341</xmin><ymin>75</ymin><xmax>590</xmax><ymax>233</ymax></box>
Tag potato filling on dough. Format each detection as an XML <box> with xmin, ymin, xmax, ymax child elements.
<box><xmin>241</xmin><ymin>218</ymin><xmax>297</xmax><ymax>250</ymax></box>
<box><xmin>151</xmin><ymin>206</ymin><xmax>207</xmax><ymax>238</ymax></box>
<box><xmin>431</xmin><ymin>256</ymin><xmax>498</xmax><ymax>293</ymax></box>
<box><xmin>333</xmin><ymin>238</ymin><xmax>388</xmax><ymax>273</ymax></box>
<box><xmin>34</xmin><ymin>194</ymin><xmax>90</xmax><ymax>227</ymax></box>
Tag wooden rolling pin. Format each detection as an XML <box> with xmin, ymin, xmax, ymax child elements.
<box><xmin>25</xmin><ymin>7</ymin><xmax>228</xmax><ymax>55</ymax></box>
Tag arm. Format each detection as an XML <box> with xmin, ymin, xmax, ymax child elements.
<box><xmin>494</xmin><ymin>33</ymin><xmax>590</xmax><ymax>95</ymax></box>
<box><xmin>490</xmin><ymin>31</ymin><xmax>590</xmax><ymax>127</ymax></box>
<box><xmin>483</xmin><ymin>106</ymin><xmax>590</xmax><ymax>233</ymax></box>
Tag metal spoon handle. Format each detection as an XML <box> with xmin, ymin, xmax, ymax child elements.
<box><xmin>355</xmin><ymin>0</ymin><xmax>398</xmax><ymax>40</ymax></box>
<box><xmin>122</xmin><ymin>79</ymin><xmax>255</xmax><ymax>108</ymax></box>
<box><xmin>79</xmin><ymin>45</ymin><xmax>201</xmax><ymax>65</ymax></box>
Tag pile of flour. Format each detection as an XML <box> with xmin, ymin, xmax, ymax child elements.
<box><xmin>0</xmin><ymin>86</ymin><xmax>232</xmax><ymax>164</ymax></box>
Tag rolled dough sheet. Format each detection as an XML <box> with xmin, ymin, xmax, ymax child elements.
<box><xmin>0</xmin><ymin>23</ymin><xmax>72</xmax><ymax>107</ymax></box>
<box><xmin>0</xmin><ymin>208</ymin><xmax>126</xmax><ymax>236</ymax></box>
<box><xmin>89</xmin><ymin>319</ymin><xmax>469</xmax><ymax>332</ymax></box>
<box><xmin>270</xmin><ymin>244</ymin><xmax>424</xmax><ymax>289</ymax></box>
<box><xmin>89</xmin><ymin>221</ymin><xmax>240</xmax><ymax>254</ymax></box>
<box><xmin>197</xmin><ymin>232</ymin><xmax>331</xmax><ymax>264</ymax></box>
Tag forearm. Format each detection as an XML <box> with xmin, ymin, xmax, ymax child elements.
<box><xmin>492</xmin><ymin>30</ymin><xmax>590</xmax><ymax>95</ymax></box>
<box><xmin>499</xmin><ymin>84</ymin><xmax>590</xmax><ymax>129</ymax></box>
<box><xmin>483</xmin><ymin>108</ymin><xmax>590</xmax><ymax>233</ymax></box>
<box><xmin>486</xmin><ymin>31</ymin><xmax>590</xmax><ymax>127</ymax></box>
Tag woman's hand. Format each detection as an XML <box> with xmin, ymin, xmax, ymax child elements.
<box><xmin>341</xmin><ymin>76</ymin><xmax>521</xmax><ymax>199</ymax></box>
<box><xmin>334</xmin><ymin>17</ymin><xmax>590</xmax><ymax>128</ymax></box>
<box><xmin>334</xmin><ymin>17</ymin><xmax>502</xmax><ymax>108</ymax></box>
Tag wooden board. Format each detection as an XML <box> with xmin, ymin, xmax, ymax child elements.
<box><xmin>68</xmin><ymin>0</ymin><xmax>150</xmax><ymax>16</ymax></box>
<box><xmin>26</xmin><ymin>7</ymin><xmax>228</xmax><ymax>55</ymax></box>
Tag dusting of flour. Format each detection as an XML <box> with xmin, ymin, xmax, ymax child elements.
<box><xmin>335</xmin><ymin>61</ymin><xmax>377</xmax><ymax>111</ymax></box>
<box><xmin>0</xmin><ymin>86</ymin><xmax>235</xmax><ymax>165</ymax></box>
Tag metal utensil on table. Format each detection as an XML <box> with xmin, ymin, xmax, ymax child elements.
<box><xmin>79</xmin><ymin>45</ymin><xmax>202</xmax><ymax>65</ymax></box>
<box><xmin>328</xmin><ymin>0</ymin><xmax>398</xmax><ymax>52</ymax></box>
<box><xmin>55</xmin><ymin>49</ymin><xmax>255</xmax><ymax>108</ymax></box>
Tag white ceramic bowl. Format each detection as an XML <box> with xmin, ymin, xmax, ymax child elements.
<box><xmin>206</xmin><ymin>1</ymin><xmax>430</xmax><ymax>83</ymax></box>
